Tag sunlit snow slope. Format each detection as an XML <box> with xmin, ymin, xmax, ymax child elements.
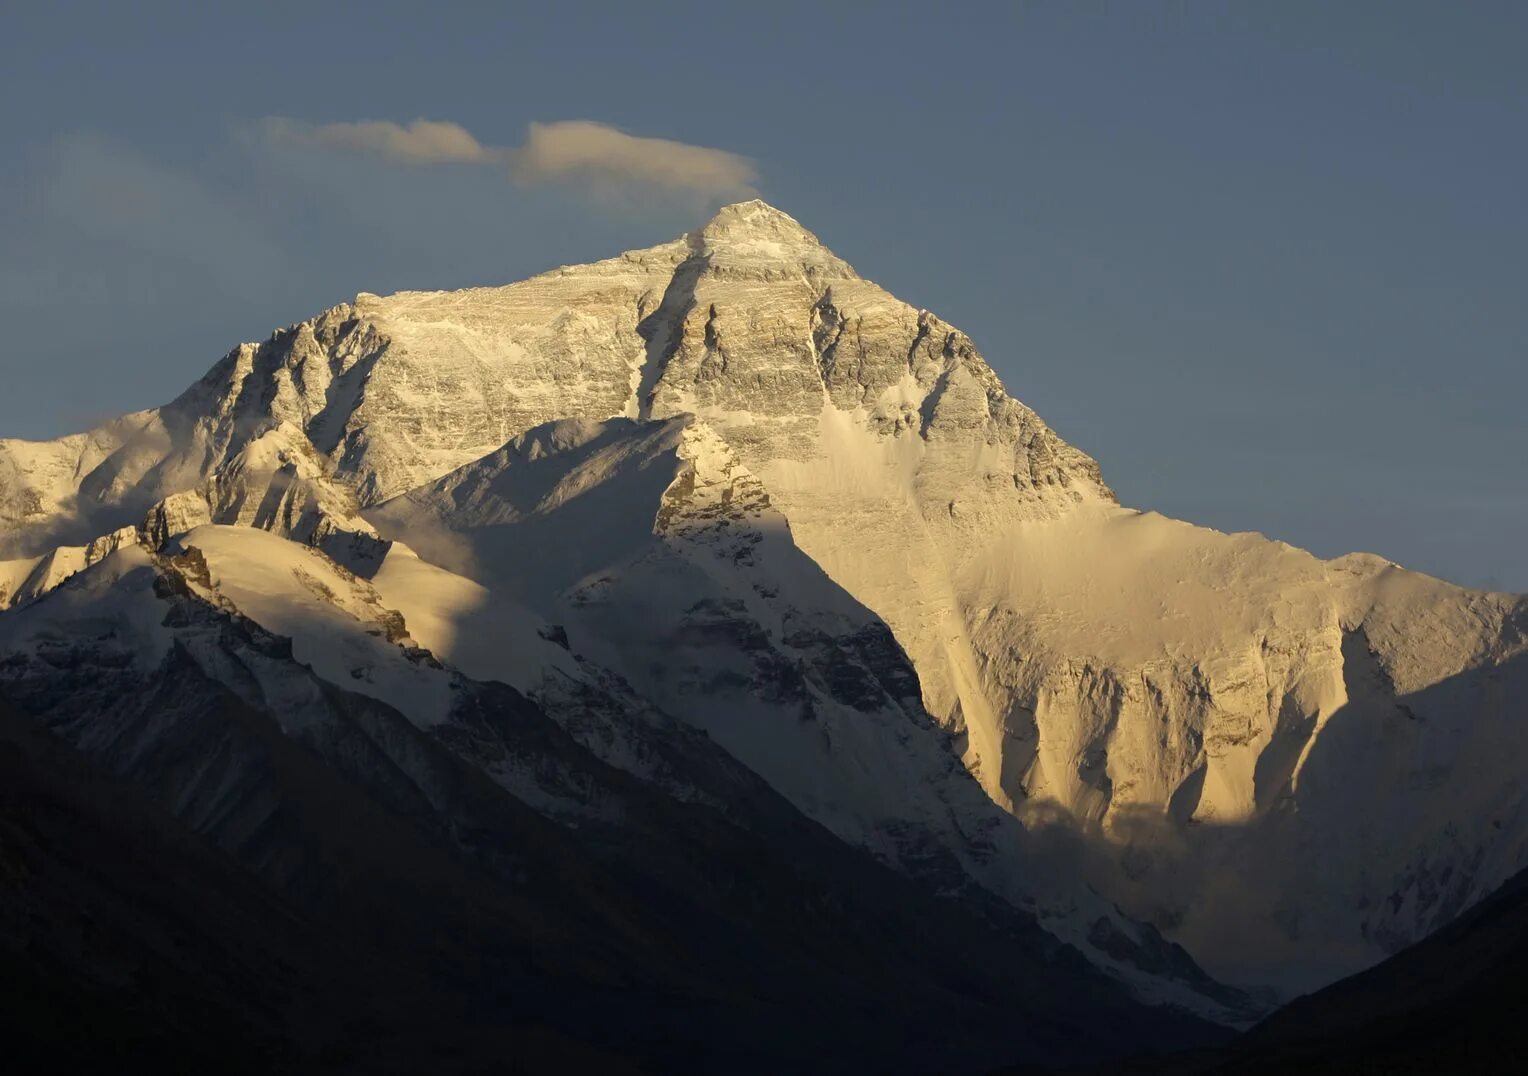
<box><xmin>2</xmin><ymin>199</ymin><xmax>1523</xmax><ymax>997</ymax></box>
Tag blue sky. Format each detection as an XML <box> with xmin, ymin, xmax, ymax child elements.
<box><xmin>2</xmin><ymin>2</ymin><xmax>1524</xmax><ymax>589</ymax></box>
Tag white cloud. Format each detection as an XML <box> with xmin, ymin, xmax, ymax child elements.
<box><xmin>265</xmin><ymin>117</ymin><xmax>493</xmax><ymax>164</ymax></box>
<box><xmin>263</xmin><ymin>117</ymin><xmax>758</xmax><ymax>199</ymax></box>
<box><xmin>513</xmin><ymin>120</ymin><xmax>757</xmax><ymax>198</ymax></box>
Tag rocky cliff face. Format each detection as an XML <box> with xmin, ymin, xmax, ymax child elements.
<box><xmin>2</xmin><ymin>199</ymin><xmax>1523</xmax><ymax>1000</ymax></box>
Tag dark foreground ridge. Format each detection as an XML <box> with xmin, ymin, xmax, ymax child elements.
<box><xmin>0</xmin><ymin>583</ymin><xmax>1225</xmax><ymax>1076</ymax></box>
<box><xmin>1001</xmin><ymin>856</ymin><xmax>1528</xmax><ymax>1075</ymax></box>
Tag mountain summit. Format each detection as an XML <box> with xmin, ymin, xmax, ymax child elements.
<box><xmin>695</xmin><ymin>198</ymin><xmax>832</xmax><ymax>246</ymax></box>
<box><xmin>2</xmin><ymin>201</ymin><xmax>1524</xmax><ymax>1012</ymax></box>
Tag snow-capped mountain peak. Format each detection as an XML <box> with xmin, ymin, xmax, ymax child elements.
<box><xmin>688</xmin><ymin>198</ymin><xmax>856</xmax><ymax>273</ymax></box>
<box><xmin>2</xmin><ymin>199</ymin><xmax>1524</xmax><ymax>1012</ymax></box>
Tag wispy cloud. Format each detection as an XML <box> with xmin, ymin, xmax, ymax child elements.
<box><xmin>261</xmin><ymin>117</ymin><xmax>758</xmax><ymax>200</ymax></box>
<box><xmin>264</xmin><ymin>118</ymin><xmax>493</xmax><ymax>164</ymax></box>
<box><xmin>513</xmin><ymin>121</ymin><xmax>757</xmax><ymax>198</ymax></box>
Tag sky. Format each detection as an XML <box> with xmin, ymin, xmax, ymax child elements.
<box><xmin>1</xmin><ymin>2</ymin><xmax>1524</xmax><ymax>590</ymax></box>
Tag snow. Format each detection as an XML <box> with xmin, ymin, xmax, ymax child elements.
<box><xmin>173</xmin><ymin>525</ymin><xmax>455</xmax><ymax>727</ymax></box>
<box><xmin>364</xmin><ymin>411</ymin><xmax>1255</xmax><ymax>1020</ymax></box>
<box><xmin>368</xmin><ymin>539</ymin><xmax>579</xmax><ymax>692</ymax></box>
<box><xmin>2</xmin><ymin>197</ymin><xmax>1523</xmax><ymax>1007</ymax></box>
<box><xmin>0</xmin><ymin>545</ymin><xmax>95</xmax><ymax>610</ymax></box>
<box><xmin>0</xmin><ymin>545</ymin><xmax>179</xmax><ymax>674</ymax></box>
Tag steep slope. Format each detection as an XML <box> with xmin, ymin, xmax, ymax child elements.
<box><xmin>364</xmin><ymin>412</ymin><xmax>1240</xmax><ymax>1017</ymax></box>
<box><xmin>0</xmin><ymin>694</ymin><xmax>632</xmax><ymax>1075</ymax></box>
<box><xmin>1222</xmin><ymin>852</ymin><xmax>1528</xmax><ymax>1073</ymax></box>
<box><xmin>1006</xmin><ymin>850</ymin><xmax>1528</xmax><ymax>1074</ymax></box>
<box><xmin>952</xmin><ymin>507</ymin><xmax>1528</xmax><ymax>991</ymax></box>
<box><xmin>0</xmin><ymin>321</ymin><xmax>375</xmax><ymax>560</ymax></box>
<box><xmin>0</xmin><ymin>539</ymin><xmax>1223</xmax><ymax>1072</ymax></box>
<box><xmin>1</xmin><ymin>198</ymin><xmax>1522</xmax><ymax>998</ymax></box>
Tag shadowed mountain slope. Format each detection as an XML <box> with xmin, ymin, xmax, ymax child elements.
<box><xmin>0</xmin><ymin>545</ymin><xmax>1224</xmax><ymax>1073</ymax></box>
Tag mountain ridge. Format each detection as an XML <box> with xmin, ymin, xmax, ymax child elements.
<box><xmin>2</xmin><ymin>199</ymin><xmax>1523</xmax><ymax>1005</ymax></box>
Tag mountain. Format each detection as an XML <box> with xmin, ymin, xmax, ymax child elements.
<box><xmin>0</xmin><ymin>537</ymin><xmax>1222</xmax><ymax>1073</ymax></box>
<box><xmin>1004</xmin><ymin>854</ymin><xmax>1528</xmax><ymax>1074</ymax></box>
<box><xmin>1222</xmin><ymin>857</ymin><xmax>1528</xmax><ymax>1073</ymax></box>
<box><xmin>0</xmin><ymin>690</ymin><xmax>636</xmax><ymax>1074</ymax></box>
<box><xmin>1</xmin><ymin>199</ymin><xmax>1524</xmax><ymax>1028</ymax></box>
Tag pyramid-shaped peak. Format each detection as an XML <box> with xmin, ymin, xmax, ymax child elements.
<box><xmin>688</xmin><ymin>199</ymin><xmax>855</xmax><ymax>278</ymax></box>
<box><xmin>700</xmin><ymin>199</ymin><xmax>822</xmax><ymax>245</ymax></box>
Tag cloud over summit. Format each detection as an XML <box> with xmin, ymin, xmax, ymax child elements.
<box><xmin>514</xmin><ymin>121</ymin><xmax>758</xmax><ymax>197</ymax></box>
<box><xmin>264</xmin><ymin>117</ymin><xmax>758</xmax><ymax>200</ymax></box>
